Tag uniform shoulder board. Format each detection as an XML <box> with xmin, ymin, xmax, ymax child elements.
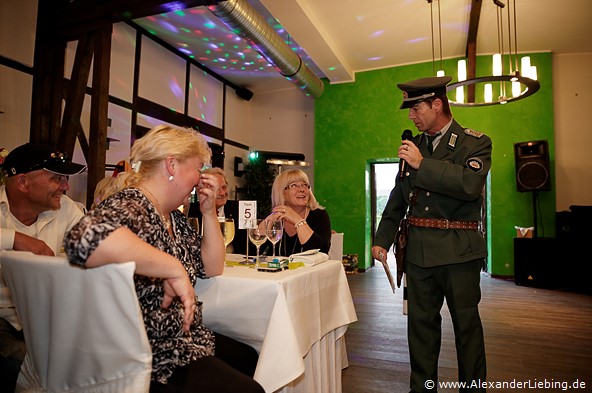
<box><xmin>464</xmin><ymin>128</ymin><xmax>483</xmax><ymax>138</ymax></box>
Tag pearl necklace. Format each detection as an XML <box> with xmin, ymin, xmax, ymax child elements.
<box><xmin>139</xmin><ymin>187</ymin><xmax>172</xmax><ymax>231</ymax></box>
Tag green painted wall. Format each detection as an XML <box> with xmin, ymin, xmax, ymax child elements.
<box><xmin>314</xmin><ymin>53</ymin><xmax>555</xmax><ymax>276</ymax></box>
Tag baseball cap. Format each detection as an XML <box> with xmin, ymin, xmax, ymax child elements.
<box><xmin>397</xmin><ymin>76</ymin><xmax>452</xmax><ymax>109</ymax></box>
<box><xmin>3</xmin><ymin>143</ymin><xmax>87</xmax><ymax>177</ymax></box>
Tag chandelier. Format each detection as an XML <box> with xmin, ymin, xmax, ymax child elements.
<box><xmin>437</xmin><ymin>0</ymin><xmax>541</xmax><ymax>106</ymax></box>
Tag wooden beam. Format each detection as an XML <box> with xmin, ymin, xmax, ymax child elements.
<box><xmin>87</xmin><ymin>25</ymin><xmax>113</xmax><ymax>208</ymax></box>
<box><xmin>31</xmin><ymin>0</ymin><xmax>69</xmax><ymax>146</ymax></box>
<box><xmin>60</xmin><ymin>32</ymin><xmax>95</xmax><ymax>157</ymax></box>
<box><xmin>466</xmin><ymin>0</ymin><xmax>483</xmax><ymax>103</ymax></box>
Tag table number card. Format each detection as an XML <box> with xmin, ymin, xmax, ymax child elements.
<box><xmin>239</xmin><ymin>201</ymin><xmax>257</xmax><ymax>229</ymax></box>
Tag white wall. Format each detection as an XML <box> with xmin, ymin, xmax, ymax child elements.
<box><xmin>552</xmin><ymin>52</ymin><xmax>592</xmax><ymax>211</ymax></box>
<box><xmin>250</xmin><ymin>88</ymin><xmax>315</xmax><ymax>184</ymax></box>
<box><xmin>0</xmin><ymin>0</ymin><xmax>36</xmax><ymax>149</ymax></box>
<box><xmin>225</xmin><ymin>87</ymin><xmax>254</xmax><ymax>199</ymax></box>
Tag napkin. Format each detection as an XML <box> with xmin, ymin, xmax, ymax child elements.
<box><xmin>289</xmin><ymin>250</ymin><xmax>329</xmax><ymax>267</ymax></box>
<box><xmin>226</xmin><ymin>253</ymin><xmax>247</xmax><ymax>263</ymax></box>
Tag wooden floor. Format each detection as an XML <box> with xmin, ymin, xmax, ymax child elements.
<box><xmin>341</xmin><ymin>266</ymin><xmax>592</xmax><ymax>393</ymax></box>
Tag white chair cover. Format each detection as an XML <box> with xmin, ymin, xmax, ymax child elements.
<box><xmin>328</xmin><ymin>233</ymin><xmax>344</xmax><ymax>261</ymax></box>
<box><xmin>0</xmin><ymin>251</ymin><xmax>152</xmax><ymax>393</ymax></box>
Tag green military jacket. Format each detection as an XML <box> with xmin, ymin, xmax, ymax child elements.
<box><xmin>374</xmin><ymin>119</ymin><xmax>492</xmax><ymax>268</ymax></box>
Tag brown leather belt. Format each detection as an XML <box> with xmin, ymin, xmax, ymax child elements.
<box><xmin>407</xmin><ymin>216</ymin><xmax>480</xmax><ymax>230</ymax></box>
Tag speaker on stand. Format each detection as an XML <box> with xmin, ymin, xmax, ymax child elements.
<box><xmin>514</xmin><ymin>140</ymin><xmax>551</xmax><ymax>237</ymax></box>
<box><xmin>514</xmin><ymin>140</ymin><xmax>551</xmax><ymax>192</ymax></box>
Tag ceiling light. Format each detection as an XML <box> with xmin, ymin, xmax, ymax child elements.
<box><xmin>428</xmin><ymin>0</ymin><xmax>445</xmax><ymax>77</ymax></box>
<box><xmin>447</xmin><ymin>0</ymin><xmax>540</xmax><ymax>107</ymax></box>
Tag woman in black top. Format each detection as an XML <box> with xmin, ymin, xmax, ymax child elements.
<box><xmin>267</xmin><ymin>169</ymin><xmax>331</xmax><ymax>255</ymax></box>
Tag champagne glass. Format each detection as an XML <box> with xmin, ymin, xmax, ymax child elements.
<box><xmin>266</xmin><ymin>219</ymin><xmax>284</xmax><ymax>259</ymax></box>
<box><xmin>187</xmin><ymin>217</ymin><xmax>200</xmax><ymax>234</ymax></box>
<box><xmin>219</xmin><ymin>218</ymin><xmax>235</xmax><ymax>250</ymax></box>
<box><xmin>248</xmin><ymin>219</ymin><xmax>267</xmax><ymax>267</ymax></box>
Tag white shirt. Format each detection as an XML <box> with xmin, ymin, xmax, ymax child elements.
<box><xmin>429</xmin><ymin>118</ymin><xmax>454</xmax><ymax>151</ymax></box>
<box><xmin>0</xmin><ymin>185</ymin><xmax>84</xmax><ymax>329</ymax></box>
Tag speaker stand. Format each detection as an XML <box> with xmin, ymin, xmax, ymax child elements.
<box><xmin>532</xmin><ymin>191</ymin><xmax>539</xmax><ymax>237</ymax></box>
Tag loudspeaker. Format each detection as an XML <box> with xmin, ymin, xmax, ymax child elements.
<box><xmin>235</xmin><ymin>87</ymin><xmax>254</xmax><ymax>101</ymax></box>
<box><xmin>514</xmin><ymin>140</ymin><xmax>551</xmax><ymax>192</ymax></box>
<box><xmin>514</xmin><ymin>238</ymin><xmax>560</xmax><ymax>288</ymax></box>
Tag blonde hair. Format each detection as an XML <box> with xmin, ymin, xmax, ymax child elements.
<box><xmin>271</xmin><ymin>169</ymin><xmax>324</xmax><ymax>210</ymax></box>
<box><xmin>92</xmin><ymin>176</ymin><xmax>122</xmax><ymax>209</ymax></box>
<box><xmin>117</xmin><ymin>125</ymin><xmax>212</xmax><ymax>189</ymax></box>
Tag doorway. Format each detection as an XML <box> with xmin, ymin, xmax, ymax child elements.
<box><xmin>369</xmin><ymin>161</ymin><xmax>399</xmax><ymax>268</ymax></box>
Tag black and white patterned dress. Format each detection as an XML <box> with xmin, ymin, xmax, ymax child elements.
<box><xmin>65</xmin><ymin>188</ymin><xmax>215</xmax><ymax>384</ymax></box>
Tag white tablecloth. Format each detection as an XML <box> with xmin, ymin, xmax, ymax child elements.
<box><xmin>194</xmin><ymin>259</ymin><xmax>358</xmax><ymax>393</ymax></box>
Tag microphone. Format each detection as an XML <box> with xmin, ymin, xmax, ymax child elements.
<box><xmin>399</xmin><ymin>129</ymin><xmax>413</xmax><ymax>179</ymax></box>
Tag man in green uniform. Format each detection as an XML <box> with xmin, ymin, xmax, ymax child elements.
<box><xmin>372</xmin><ymin>76</ymin><xmax>491</xmax><ymax>392</ymax></box>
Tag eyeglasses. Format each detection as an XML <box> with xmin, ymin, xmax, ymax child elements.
<box><xmin>285</xmin><ymin>182</ymin><xmax>310</xmax><ymax>190</ymax></box>
<box><xmin>28</xmin><ymin>152</ymin><xmax>68</xmax><ymax>172</ymax></box>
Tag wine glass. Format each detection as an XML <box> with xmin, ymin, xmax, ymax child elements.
<box><xmin>248</xmin><ymin>219</ymin><xmax>267</xmax><ymax>267</ymax></box>
<box><xmin>266</xmin><ymin>219</ymin><xmax>284</xmax><ymax>259</ymax></box>
<box><xmin>219</xmin><ymin>218</ymin><xmax>235</xmax><ymax>250</ymax></box>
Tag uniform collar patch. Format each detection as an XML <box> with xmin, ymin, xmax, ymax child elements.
<box><xmin>448</xmin><ymin>133</ymin><xmax>458</xmax><ymax>149</ymax></box>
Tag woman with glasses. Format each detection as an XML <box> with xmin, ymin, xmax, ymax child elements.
<box><xmin>268</xmin><ymin>169</ymin><xmax>331</xmax><ymax>255</ymax></box>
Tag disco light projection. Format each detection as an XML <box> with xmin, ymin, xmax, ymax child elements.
<box><xmin>161</xmin><ymin>21</ymin><xmax>180</xmax><ymax>34</ymax></box>
<box><xmin>133</xmin><ymin>3</ymin><xmax>323</xmax><ymax>83</ymax></box>
<box><xmin>169</xmin><ymin>75</ymin><xmax>184</xmax><ymax>99</ymax></box>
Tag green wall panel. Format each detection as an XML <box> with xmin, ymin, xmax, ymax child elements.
<box><xmin>315</xmin><ymin>53</ymin><xmax>555</xmax><ymax>275</ymax></box>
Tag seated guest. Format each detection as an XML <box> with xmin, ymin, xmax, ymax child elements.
<box><xmin>0</xmin><ymin>143</ymin><xmax>86</xmax><ymax>391</ymax></box>
<box><xmin>267</xmin><ymin>169</ymin><xmax>332</xmax><ymax>255</ymax></box>
<box><xmin>92</xmin><ymin>160</ymin><xmax>132</xmax><ymax>209</ymax></box>
<box><xmin>91</xmin><ymin>176</ymin><xmax>121</xmax><ymax>209</ymax></box>
<box><xmin>187</xmin><ymin>167</ymin><xmax>247</xmax><ymax>254</ymax></box>
<box><xmin>64</xmin><ymin>125</ymin><xmax>264</xmax><ymax>393</ymax></box>
<box><xmin>187</xmin><ymin>167</ymin><xmax>233</xmax><ymax>225</ymax></box>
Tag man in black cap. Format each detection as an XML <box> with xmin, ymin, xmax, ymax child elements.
<box><xmin>0</xmin><ymin>142</ymin><xmax>87</xmax><ymax>390</ymax></box>
<box><xmin>372</xmin><ymin>76</ymin><xmax>491</xmax><ymax>392</ymax></box>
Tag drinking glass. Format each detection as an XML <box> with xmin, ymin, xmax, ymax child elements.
<box><xmin>248</xmin><ymin>219</ymin><xmax>267</xmax><ymax>267</ymax></box>
<box><xmin>187</xmin><ymin>217</ymin><xmax>200</xmax><ymax>234</ymax></box>
<box><xmin>266</xmin><ymin>219</ymin><xmax>284</xmax><ymax>259</ymax></box>
<box><xmin>219</xmin><ymin>218</ymin><xmax>235</xmax><ymax>249</ymax></box>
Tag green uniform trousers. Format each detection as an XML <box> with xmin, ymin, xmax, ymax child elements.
<box><xmin>407</xmin><ymin>259</ymin><xmax>486</xmax><ymax>392</ymax></box>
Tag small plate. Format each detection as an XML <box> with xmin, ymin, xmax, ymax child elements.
<box><xmin>292</xmin><ymin>249</ymin><xmax>320</xmax><ymax>256</ymax></box>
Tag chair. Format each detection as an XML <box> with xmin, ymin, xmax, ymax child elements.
<box><xmin>328</xmin><ymin>232</ymin><xmax>344</xmax><ymax>261</ymax></box>
<box><xmin>0</xmin><ymin>251</ymin><xmax>152</xmax><ymax>393</ymax></box>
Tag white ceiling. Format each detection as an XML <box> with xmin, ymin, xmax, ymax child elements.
<box><xmin>135</xmin><ymin>0</ymin><xmax>592</xmax><ymax>95</ymax></box>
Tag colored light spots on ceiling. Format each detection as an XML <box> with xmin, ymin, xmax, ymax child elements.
<box><xmin>163</xmin><ymin>2</ymin><xmax>187</xmax><ymax>13</ymax></box>
<box><xmin>133</xmin><ymin>1</ymin><xmax>325</xmax><ymax>90</ymax></box>
<box><xmin>160</xmin><ymin>21</ymin><xmax>179</xmax><ymax>33</ymax></box>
